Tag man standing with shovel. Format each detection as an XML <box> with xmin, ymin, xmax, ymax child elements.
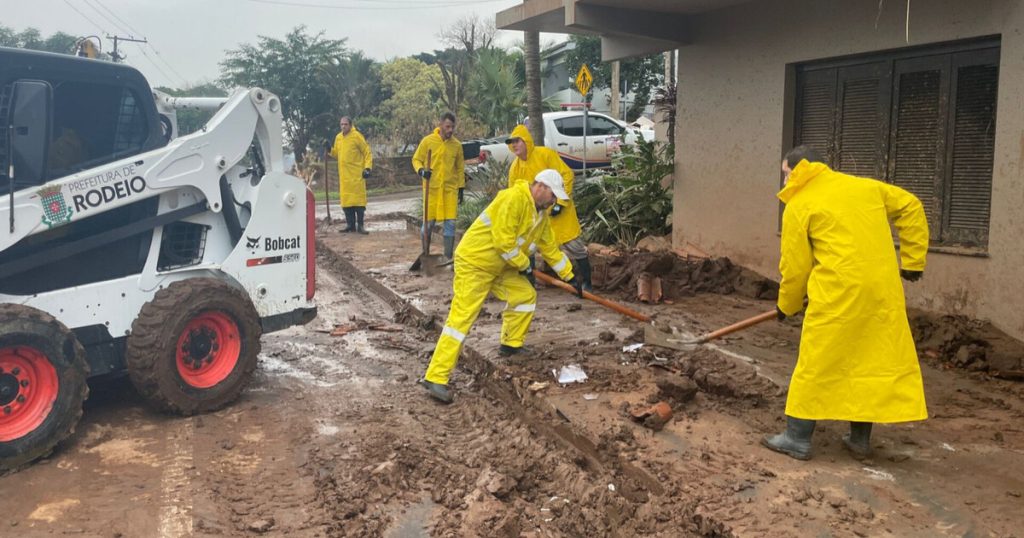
<box><xmin>763</xmin><ymin>145</ymin><xmax>929</xmax><ymax>461</ymax></box>
<box><xmin>412</xmin><ymin>112</ymin><xmax>465</xmax><ymax>262</ymax></box>
<box><xmin>419</xmin><ymin>169</ymin><xmax>584</xmax><ymax>404</ymax></box>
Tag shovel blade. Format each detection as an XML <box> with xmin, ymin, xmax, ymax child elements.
<box><xmin>644</xmin><ymin>324</ymin><xmax>696</xmax><ymax>351</ymax></box>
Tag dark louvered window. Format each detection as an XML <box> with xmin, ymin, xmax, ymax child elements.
<box><xmin>793</xmin><ymin>39</ymin><xmax>999</xmax><ymax>251</ymax></box>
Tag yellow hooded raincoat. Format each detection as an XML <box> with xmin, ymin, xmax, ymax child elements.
<box><xmin>424</xmin><ymin>181</ymin><xmax>574</xmax><ymax>385</ymax></box>
<box><xmin>329</xmin><ymin>127</ymin><xmax>373</xmax><ymax>208</ymax></box>
<box><xmin>412</xmin><ymin>128</ymin><xmax>465</xmax><ymax>221</ymax></box>
<box><xmin>777</xmin><ymin>160</ymin><xmax>929</xmax><ymax>423</ymax></box>
<box><xmin>507</xmin><ymin>124</ymin><xmax>581</xmax><ymax>244</ymax></box>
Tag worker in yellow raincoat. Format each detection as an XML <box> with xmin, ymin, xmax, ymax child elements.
<box><xmin>327</xmin><ymin>116</ymin><xmax>373</xmax><ymax>233</ymax></box>
<box><xmin>505</xmin><ymin>124</ymin><xmax>593</xmax><ymax>291</ymax></box>
<box><xmin>763</xmin><ymin>145</ymin><xmax>928</xmax><ymax>461</ymax></box>
<box><xmin>420</xmin><ymin>169</ymin><xmax>584</xmax><ymax>403</ymax></box>
<box><xmin>412</xmin><ymin>112</ymin><xmax>465</xmax><ymax>260</ymax></box>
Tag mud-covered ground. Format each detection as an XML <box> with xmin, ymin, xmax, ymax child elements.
<box><xmin>318</xmin><ymin>213</ymin><xmax>1024</xmax><ymax>537</ymax></box>
<box><xmin>4</xmin><ymin>196</ymin><xmax>1023</xmax><ymax>537</ymax></box>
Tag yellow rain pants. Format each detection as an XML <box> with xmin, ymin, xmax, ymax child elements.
<box><xmin>412</xmin><ymin>128</ymin><xmax>465</xmax><ymax>222</ymax></box>
<box><xmin>778</xmin><ymin>160</ymin><xmax>929</xmax><ymax>423</ymax></box>
<box><xmin>507</xmin><ymin>124</ymin><xmax>582</xmax><ymax>244</ymax></box>
<box><xmin>329</xmin><ymin>127</ymin><xmax>373</xmax><ymax>208</ymax></box>
<box><xmin>424</xmin><ymin>182</ymin><xmax>574</xmax><ymax>385</ymax></box>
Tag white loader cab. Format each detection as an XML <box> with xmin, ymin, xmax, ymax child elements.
<box><xmin>0</xmin><ymin>47</ymin><xmax>316</xmax><ymax>470</ymax></box>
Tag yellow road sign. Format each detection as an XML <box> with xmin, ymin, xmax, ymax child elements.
<box><xmin>575</xmin><ymin>64</ymin><xmax>593</xmax><ymax>96</ymax></box>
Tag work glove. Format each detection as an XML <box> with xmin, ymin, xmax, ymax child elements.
<box><xmin>566</xmin><ymin>275</ymin><xmax>584</xmax><ymax>298</ymax></box>
<box><xmin>362</xmin><ymin>169</ymin><xmax>371</xmax><ymax>179</ymax></box>
<box><xmin>418</xmin><ymin>168</ymin><xmax>432</xmax><ymax>181</ymax></box>
<box><xmin>900</xmin><ymin>269</ymin><xmax>923</xmax><ymax>282</ymax></box>
<box><xmin>520</xmin><ymin>267</ymin><xmax>536</xmax><ymax>287</ymax></box>
<box><xmin>458</xmin><ymin>188</ymin><xmax>465</xmax><ymax>205</ymax></box>
<box><xmin>776</xmin><ymin>306</ymin><xmax>787</xmax><ymax>322</ymax></box>
<box><xmin>550</xmin><ymin>204</ymin><xmax>563</xmax><ymax>217</ymax></box>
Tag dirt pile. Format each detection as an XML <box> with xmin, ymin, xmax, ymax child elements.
<box><xmin>589</xmin><ymin>249</ymin><xmax>779</xmax><ymax>301</ymax></box>
<box><xmin>910</xmin><ymin>311</ymin><xmax>1024</xmax><ymax>374</ymax></box>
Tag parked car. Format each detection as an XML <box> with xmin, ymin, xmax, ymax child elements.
<box><xmin>479</xmin><ymin>111</ymin><xmax>653</xmax><ymax>172</ymax></box>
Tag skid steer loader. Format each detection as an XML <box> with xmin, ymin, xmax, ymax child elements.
<box><xmin>0</xmin><ymin>48</ymin><xmax>317</xmax><ymax>470</ymax></box>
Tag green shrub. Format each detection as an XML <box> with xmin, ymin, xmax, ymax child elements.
<box><xmin>575</xmin><ymin>139</ymin><xmax>674</xmax><ymax>248</ymax></box>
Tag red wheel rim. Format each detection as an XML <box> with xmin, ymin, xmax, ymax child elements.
<box><xmin>0</xmin><ymin>346</ymin><xmax>59</xmax><ymax>442</ymax></box>
<box><xmin>175</xmin><ymin>311</ymin><xmax>242</xmax><ymax>389</ymax></box>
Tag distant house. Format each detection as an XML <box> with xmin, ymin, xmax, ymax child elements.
<box><xmin>540</xmin><ymin>40</ymin><xmax>651</xmax><ymax>121</ymax></box>
<box><xmin>498</xmin><ymin>0</ymin><xmax>1024</xmax><ymax>341</ymax></box>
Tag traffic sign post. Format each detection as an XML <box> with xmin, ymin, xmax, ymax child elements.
<box><xmin>575</xmin><ymin>65</ymin><xmax>593</xmax><ymax>174</ymax></box>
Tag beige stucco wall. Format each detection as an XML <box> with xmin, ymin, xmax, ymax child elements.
<box><xmin>674</xmin><ymin>0</ymin><xmax>1024</xmax><ymax>339</ymax></box>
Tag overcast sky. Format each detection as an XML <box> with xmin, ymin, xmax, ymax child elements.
<box><xmin>6</xmin><ymin>0</ymin><xmax>563</xmax><ymax>89</ymax></box>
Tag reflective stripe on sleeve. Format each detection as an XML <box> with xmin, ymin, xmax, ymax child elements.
<box><xmin>551</xmin><ymin>255</ymin><xmax>569</xmax><ymax>273</ymax></box>
<box><xmin>441</xmin><ymin>325</ymin><xmax>466</xmax><ymax>342</ymax></box>
<box><xmin>528</xmin><ymin>243</ymin><xmax>537</xmax><ymax>254</ymax></box>
<box><xmin>478</xmin><ymin>212</ymin><xmax>492</xmax><ymax>226</ymax></box>
<box><xmin>501</xmin><ymin>249</ymin><xmax>519</xmax><ymax>261</ymax></box>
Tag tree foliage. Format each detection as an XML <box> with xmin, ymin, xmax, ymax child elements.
<box><xmin>220</xmin><ymin>26</ymin><xmax>346</xmax><ymax>162</ymax></box>
<box><xmin>319</xmin><ymin>50</ymin><xmax>386</xmax><ymax>132</ymax></box>
<box><xmin>0</xmin><ymin>26</ymin><xmax>79</xmax><ymax>54</ymax></box>
<box><xmin>380</xmin><ymin>58</ymin><xmax>443</xmax><ymax>147</ymax></box>
<box><xmin>463</xmin><ymin>49</ymin><xmax>524</xmax><ymax>137</ymax></box>
<box><xmin>564</xmin><ymin>35</ymin><xmax>663</xmax><ymax>120</ymax></box>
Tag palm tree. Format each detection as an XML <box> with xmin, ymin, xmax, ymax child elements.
<box><xmin>464</xmin><ymin>49</ymin><xmax>524</xmax><ymax>135</ymax></box>
<box><xmin>524</xmin><ymin>31</ymin><xmax>544</xmax><ymax>145</ymax></box>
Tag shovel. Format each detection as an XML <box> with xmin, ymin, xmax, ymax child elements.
<box><xmin>410</xmin><ymin>150</ymin><xmax>447</xmax><ymax>274</ymax></box>
<box><xmin>645</xmin><ymin>309</ymin><xmax>777</xmax><ymax>350</ymax></box>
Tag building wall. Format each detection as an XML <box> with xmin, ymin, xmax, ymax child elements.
<box><xmin>674</xmin><ymin>0</ymin><xmax>1024</xmax><ymax>339</ymax></box>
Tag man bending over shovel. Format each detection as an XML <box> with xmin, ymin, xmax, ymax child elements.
<box><xmin>420</xmin><ymin>169</ymin><xmax>585</xmax><ymax>403</ymax></box>
<box><xmin>764</xmin><ymin>145</ymin><xmax>929</xmax><ymax>460</ymax></box>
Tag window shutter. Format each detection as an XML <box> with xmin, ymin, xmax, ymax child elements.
<box><xmin>793</xmin><ymin>69</ymin><xmax>836</xmax><ymax>163</ymax></box>
<box><xmin>835</xmin><ymin>62</ymin><xmax>890</xmax><ymax>179</ymax></box>
<box><xmin>888</xmin><ymin>58</ymin><xmax>949</xmax><ymax>238</ymax></box>
<box><xmin>944</xmin><ymin>51</ymin><xmax>998</xmax><ymax>247</ymax></box>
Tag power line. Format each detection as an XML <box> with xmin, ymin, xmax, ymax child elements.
<box><xmin>243</xmin><ymin>0</ymin><xmax>508</xmax><ymax>9</ymax></box>
<box><xmin>81</xmin><ymin>0</ymin><xmax>133</xmax><ymax>38</ymax></box>
<box><xmin>60</xmin><ymin>0</ymin><xmax>110</xmax><ymax>36</ymax></box>
<box><xmin>87</xmin><ymin>0</ymin><xmax>146</xmax><ymax>37</ymax></box>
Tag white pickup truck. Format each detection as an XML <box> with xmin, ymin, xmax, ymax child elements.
<box><xmin>479</xmin><ymin>111</ymin><xmax>654</xmax><ymax>172</ymax></box>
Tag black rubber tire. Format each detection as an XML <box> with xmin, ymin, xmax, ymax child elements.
<box><xmin>0</xmin><ymin>304</ymin><xmax>89</xmax><ymax>472</ymax></box>
<box><xmin>126</xmin><ymin>278</ymin><xmax>261</xmax><ymax>415</ymax></box>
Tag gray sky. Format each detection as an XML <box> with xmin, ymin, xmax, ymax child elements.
<box><xmin>6</xmin><ymin>0</ymin><xmax>561</xmax><ymax>89</ymax></box>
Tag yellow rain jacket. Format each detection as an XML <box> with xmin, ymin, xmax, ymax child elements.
<box><xmin>329</xmin><ymin>127</ymin><xmax>373</xmax><ymax>208</ymax></box>
<box><xmin>412</xmin><ymin>128</ymin><xmax>465</xmax><ymax>221</ymax></box>
<box><xmin>423</xmin><ymin>181</ymin><xmax>574</xmax><ymax>385</ymax></box>
<box><xmin>507</xmin><ymin>124</ymin><xmax>581</xmax><ymax>244</ymax></box>
<box><xmin>777</xmin><ymin>160</ymin><xmax>928</xmax><ymax>423</ymax></box>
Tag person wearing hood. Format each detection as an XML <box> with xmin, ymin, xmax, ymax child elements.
<box><xmin>412</xmin><ymin>112</ymin><xmax>466</xmax><ymax>260</ymax></box>
<box><xmin>419</xmin><ymin>169</ymin><xmax>584</xmax><ymax>404</ymax></box>
<box><xmin>505</xmin><ymin>124</ymin><xmax>593</xmax><ymax>291</ymax></box>
<box><xmin>326</xmin><ymin>116</ymin><xmax>373</xmax><ymax>233</ymax></box>
<box><xmin>764</xmin><ymin>145</ymin><xmax>929</xmax><ymax>461</ymax></box>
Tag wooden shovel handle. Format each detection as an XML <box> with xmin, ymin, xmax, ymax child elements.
<box><xmin>534</xmin><ymin>271</ymin><xmax>651</xmax><ymax>322</ymax></box>
<box><xmin>696</xmin><ymin>309</ymin><xmax>777</xmax><ymax>344</ymax></box>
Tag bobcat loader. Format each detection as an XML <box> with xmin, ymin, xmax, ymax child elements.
<box><xmin>0</xmin><ymin>47</ymin><xmax>317</xmax><ymax>470</ymax></box>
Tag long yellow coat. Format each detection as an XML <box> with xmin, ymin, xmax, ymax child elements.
<box><xmin>329</xmin><ymin>128</ymin><xmax>373</xmax><ymax>208</ymax></box>
<box><xmin>411</xmin><ymin>128</ymin><xmax>465</xmax><ymax>221</ymax></box>
<box><xmin>506</xmin><ymin>124</ymin><xmax>581</xmax><ymax>244</ymax></box>
<box><xmin>778</xmin><ymin>160</ymin><xmax>928</xmax><ymax>423</ymax></box>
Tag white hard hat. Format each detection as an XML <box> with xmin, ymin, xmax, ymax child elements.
<box><xmin>534</xmin><ymin>169</ymin><xmax>569</xmax><ymax>200</ymax></box>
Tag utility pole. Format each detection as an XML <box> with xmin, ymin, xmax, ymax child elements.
<box><xmin>610</xmin><ymin>61</ymin><xmax>621</xmax><ymax>120</ymax></box>
<box><xmin>107</xmin><ymin>35</ymin><xmax>147</xmax><ymax>63</ymax></box>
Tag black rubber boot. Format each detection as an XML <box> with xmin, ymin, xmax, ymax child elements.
<box><xmin>341</xmin><ymin>207</ymin><xmax>356</xmax><ymax>232</ymax></box>
<box><xmin>356</xmin><ymin>207</ymin><xmax>368</xmax><ymax>234</ymax></box>
<box><xmin>443</xmin><ymin>236</ymin><xmax>455</xmax><ymax>259</ymax></box>
<box><xmin>420</xmin><ymin>379</ymin><xmax>453</xmax><ymax>404</ymax></box>
<box><xmin>574</xmin><ymin>256</ymin><xmax>593</xmax><ymax>292</ymax></box>
<box><xmin>761</xmin><ymin>416</ymin><xmax>816</xmax><ymax>460</ymax></box>
<box><xmin>498</xmin><ymin>344</ymin><xmax>532</xmax><ymax>357</ymax></box>
<box><xmin>843</xmin><ymin>422</ymin><xmax>873</xmax><ymax>457</ymax></box>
